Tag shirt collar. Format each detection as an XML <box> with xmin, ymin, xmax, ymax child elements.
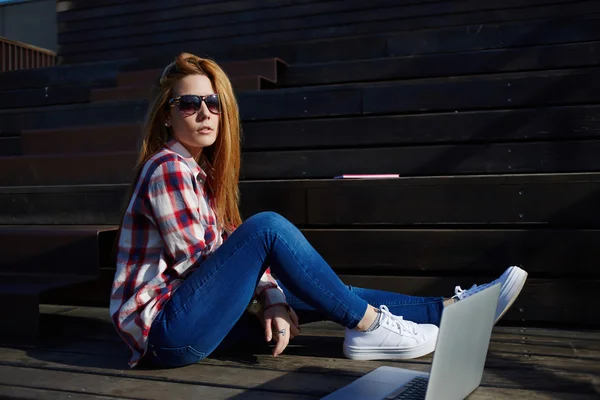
<box><xmin>165</xmin><ymin>138</ymin><xmax>208</xmax><ymax>182</ymax></box>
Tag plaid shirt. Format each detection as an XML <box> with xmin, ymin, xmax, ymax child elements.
<box><xmin>110</xmin><ymin>139</ymin><xmax>287</xmax><ymax>368</ymax></box>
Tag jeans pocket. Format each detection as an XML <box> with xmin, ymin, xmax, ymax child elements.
<box><xmin>149</xmin><ymin>344</ymin><xmax>205</xmax><ymax>368</ymax></box>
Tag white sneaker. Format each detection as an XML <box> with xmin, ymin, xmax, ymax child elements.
<box><xmin>453</xmin><ymin>265</ymin><xmax>528</xmax><ymax>324</ymax></box>
<box><xmin>343</xmin><ymin>305</ymin><xmax>439</xmax><ymax>360</ymax></box>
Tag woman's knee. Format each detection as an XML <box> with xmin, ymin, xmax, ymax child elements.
<box><xmin>245</xmin><ymin>211</ymin><xmax>291</xmax><ymax>230</ymax></box>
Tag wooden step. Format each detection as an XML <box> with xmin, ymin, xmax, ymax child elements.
<box><xmin>4</xmin><ymin>67</ymin><xmax>600</xmax><ymax>133</ymax></box>
<box><xmin>61</xmin><ymin>8</ymin><xmax>600</xmax><ymax>64</ymax></box>
<box><xmin>0</xmin><ymin>137</ymin><xmax>20</xmax><ymax>156</ymax></box>
<box><xmin>280</xmin><ymin>41</ymin><xmax>600</xmax><ymax>88</ymax></box>
<box><xmin>0</xmin><ymin>59</ymin><xmax>126</xmax><ymax>91</ymax></box>
<box><xmin>90</xmin><ymin>75</ymin><xmax>270</xmax><ymax>102</ymax></box>
<box><xmin>116</xmin><ymin>58</ymin><xmax>284</xmax><ymax>87</ymax></box>
<box><xmin>17</xmin><ymin>104</ymin><xmax>600</xmax><ymax>155</ymax></box>
<box><xmin>4</xmin><ymin>137</ymin><xmax>600</xmax><ymax>185</ymax></box>
<box><xmin>91</xmin><ymin>85</ymin><xmax>153</xmax><ymax>102</ymax></box>
<box><xmin>21</xmin><ymin>124</ymin><xmax>140</xmax><ymax>155</ymax></box>
<box><xmin>1</xmin><ymin>174</ymin><xmax>600</xmax><ymax>227</ymax></box>
<box><xmin>0</xmin><ymin>274</ymin><xmax>98</xmax><ymax>342</ymax></box>
<box><xmin>0</xmin><ymin>225</ymin><xmax>110</xmax><ymax>342</ymax></box>
<box><xmin>0</xmin><ymin>225</ymin><xmax>110</xmax><ymax>276</ymax></box>
<box><xmin>0</xmin><ymin>86</ymin><xmax>91</xmax><ymax>109</ymax></box>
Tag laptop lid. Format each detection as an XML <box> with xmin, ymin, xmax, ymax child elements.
<box><xmin>425</xmin><ymin>283</ymin><xmax>500</xmax><ymax>400</ymax></box>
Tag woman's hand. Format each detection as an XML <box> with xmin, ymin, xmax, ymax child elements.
<box><xmin>263</xmin><ymin>305</ymin><xmax>300</xmax><ymax>357</ymax></box>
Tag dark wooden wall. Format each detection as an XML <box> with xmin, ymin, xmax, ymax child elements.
<box><xmin>0</xmin><ymin>0</ymin><xmax>599</xmax><ymax>334</ymax></box>
<box><xmin>56</xmin><ymin>0</ymin><xmax>600</xmax><ymax>64</ymax></box>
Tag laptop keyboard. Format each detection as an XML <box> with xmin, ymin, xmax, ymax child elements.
<box><xmin>387</xmin><ymin>376</ymin><xmax>429</xmax><ymax>400</ymax></box>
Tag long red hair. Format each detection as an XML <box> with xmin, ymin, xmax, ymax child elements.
<box><xmin>124</xmin><ymin>52</ymin><xmax>242</xmax><ymax>233</ymax></box>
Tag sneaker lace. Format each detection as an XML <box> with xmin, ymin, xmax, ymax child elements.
<box><xmin>454</xmin><ymin>281</ymin><xmax>495</xmax><ymax>301</ymax></box>
<box><xmin>379</xmin><ymin>305</ymin><xmax>419</xmax><ymax>335</ymax></box>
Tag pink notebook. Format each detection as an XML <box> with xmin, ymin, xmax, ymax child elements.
<box><xmin>334</xmin><ymin>174</ymin><xmax>400</xmax><ymax>179</ymax></box>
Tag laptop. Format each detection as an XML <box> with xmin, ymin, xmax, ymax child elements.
<box><xmin>321</xmin><ymin>283</ymin><xmax>500</xmax><ymax>400</ymax></box>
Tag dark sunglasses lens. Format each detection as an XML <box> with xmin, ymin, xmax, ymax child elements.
<box><xmin>205</xmin><ymin>94</ymin><xmax>220</xmax><ymax>114</ymax></box>
<box><xmin>178</xmin><ymin>95</ymin><xmax>201</xmax><ymax>116</ymax></box>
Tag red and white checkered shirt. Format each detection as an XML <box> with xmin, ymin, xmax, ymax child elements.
<box><xmin>110</xmin><ymin>139</ymin><xmax>286</xmax><ymax>367</ymax></box>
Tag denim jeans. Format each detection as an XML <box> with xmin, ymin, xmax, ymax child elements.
<box><xmin>144</xmin><ymin>212</ymin><xmax>443</xmax><ymax>368</ymax></box>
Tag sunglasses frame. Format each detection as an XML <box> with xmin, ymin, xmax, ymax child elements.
<box><xmin>168</xmin><ymin>94</ymin><xmax>221</xmax><ymax>116</ymax></box>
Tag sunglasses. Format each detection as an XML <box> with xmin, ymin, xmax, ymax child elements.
<box><xmin>168</xmin><ymin>94</ymin><xmax>220</xmax><ymax>117</ymax></box>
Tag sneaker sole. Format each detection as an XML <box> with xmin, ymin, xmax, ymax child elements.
<box><xmin>343</xmin><ymin>335</ymin><xmax>438</xmax><ymax>361</ymax></box>
<box><xmin>495</xmin><ymin>267</ymin><xmax>528</xmax><ymax>324</ymax></box>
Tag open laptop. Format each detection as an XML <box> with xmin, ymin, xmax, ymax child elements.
<box><xmin>322</xmin><ymin>283</ymin><xmax>500</xmax><ymax>400</ymax></box>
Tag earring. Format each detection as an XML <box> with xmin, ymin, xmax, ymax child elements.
<box><xmin>165</xmin><ymin>122</ymin><xmax>170</xmax><ymax>127</ymax></box>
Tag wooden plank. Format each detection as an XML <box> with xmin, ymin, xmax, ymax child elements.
<box><xmin>10</xmin><ymin>139</ymin><xmax>600</xmax><ymax>185</ymax></box>
<box><xmin>239</xmin><ymin>86</ymin><xmax>363</xmax><ymax>120</ymax></box>
<box><xmin>0</xmin><ymin>87</ymin><xmax>91</xmax><ymax>109</ymax></box>
<box><xmin>95</xmin><ymin>225</ymin><xmax>600</xmax><ymax>277</ymax></box>
<box><xmin>0</xmin><ymin>61</ymin><xmax>124</xmax><ymax>91</ymax></box>
<box><xmin>2</xmin><ymin>66</ymin><xmax>600</xmax><ymax>131</ymax></box>
<box><xmin>21</xmin><ymin>124</ymin><xmax>140</xmax><ymax>155</ymax></box>
<box><xmin>305</xmin><ymin>176</ymin><xmax>600</xmax><ymax>227</ymax></box>
<box><xmin>58</xmin><ymin>0</ymin><xmax>572</xmax><ymax>47</ymax></box>
<box><xmin>57</xmin><ymin>0</ymin><xmax>147</xmax><ymax>12</ymax></box>
<box><xmin>117</xmin><ymin>58</ymin><xmax>284</xmax><ymax>86</ymax></box>
<box><xmin>3</xmin><ymin>173</ymin><xmax>600</xmax><ymax>226</ymax></box>
<box><xmin>57</xmin><ymin>0</ymin><xmax>323</xmax><ymax>24</ymax></box>
<box><xmin>386</xmin><ymin>13</ymin><xmax>600</xmax><ymax>57</ymax></box>
<box><xmin>0</xmin><ymin>137</ymin><xmax>20</xmax><ymax>156</ymax></box>
<box><xmin>0</xmin><ymin>335</ymin><xmax>598</xmax><ymax>399</ymax></box>
<box><xmin>0</xmin><ymin>152</ymin><xmax>137</xmax><ymax>186</ymax></box>
<box><xmin>241</xmin><ymin>140</ymin><xmax>600</xmax><ymax>179</ymax></box>
<box><xmin>301</xmin><ymin>229</ymin><xmax>600</xmax><ymax>277</ymax></box>
<box><xmin>338</xmin><ymin>275</ymin><xmax>599</xmax><ymax>325</ymax></box>
<box><xmin>0</xmin><ymin>385</ymin><xmax>130</xmax><ymax>400</ymax></box>
<box><xmin>30</xmin><ymin>305</ymin><xmax>600</xmax><ymax>365</ymax></box>
<box><xmin>40</xmin><ymin>305</ymin><xmax>600</xmax><ymax>346</ymax></box>
<box><xmin>2</xmin><ymin>311</ymin><xmax>599</xmax><ymax>398</ymax></box>
<box><xmin>0</xmin><ymin>180</ymin><xmax>308</xmax><ymax>225</ymax></box>
<box><xmin>18</xmin><ymin>105</ymin><xmax>600</xmax><ymax>153</ymax></box>
<box><xmin>0</xmin><ymin>226</ymin><xmax>105</xmax><ymax>276</ymax></box>
<box><xmin>59</xmin><ymin>8</ymin><xmax>600</xmax><ymax>63</ymax></box>
<box><xmin>248</xmin><ymin>68</ymin><xmax>600</xmax><ymax>120</ymax></box>
<box><xmin>0</xmin><ymin>100</ymin><xmax>147</xmax><ymax>134</ymax></box>
<box><xmin>242</xmin><ymin>105</ymin><xmax>600</xmax><ymax>149</ymax></box>
<box><xmin>58</xmin><ymin>0</ymin><xmax>595</xmax><ymax>54</ymax></box>
<box><xmin>0</xmin><ymin>184</ymin><xmax>129</xmax><ymax>226</ymax></box>
<box><xmin>280</xmin><ymin>41</ymin><xmax>600</xmax><ymax>87</ymax></box>
<box><xmin>362</xmin><ymin>68</ymin><xmax>600</xmax><ymax>115</ymax></box>
<box><xmin>0</xmin><ymin>292</ymin><xmax>38</xmax><ymax>342</ymax></box>
<box><xmin>90</xmin><ymin>86</ymin><xmax>154</xmax><ymax>102</ymax></box>
<box><xmin>91</xmin><ymin>76</ymin><xmax>269</xmax><ymax>101</ymax></box>
<box><xmin>0</xmin><ymin>365</ymin><xmax>316</xmax><ymax>400</ymax></box>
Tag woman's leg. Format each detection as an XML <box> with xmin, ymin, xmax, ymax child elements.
<box><xmin>277</xmin><ymin>280</ymin><xmax>444</xmax><ymax>326</ymax></box>
<box><xmin>146</xmin><ymin>212</ymin><xmax>376</xmax><ymax>367</ymax></box>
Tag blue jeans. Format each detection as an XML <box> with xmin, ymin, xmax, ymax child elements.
<box><xmin>144</xmin><ymin>212</ymin><xmax>443</xmax><ymax>368</ymax></box>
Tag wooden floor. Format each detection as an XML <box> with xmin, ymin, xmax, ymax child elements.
<box><xmin>0</xmin><ymin>306</ymin><xmax>598</xmax><ymax>400</ymax></box>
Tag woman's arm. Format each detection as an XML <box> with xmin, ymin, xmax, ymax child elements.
<box><xmin>146</xmin><ymin>158</ymin><xmax>207</xmax><ymax>276</ymax></box>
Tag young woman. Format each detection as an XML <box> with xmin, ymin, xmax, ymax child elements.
<box><xmin>110</xmin><ymin>53</ymin><xmax>528</xmax><ymax>369</ymax></box>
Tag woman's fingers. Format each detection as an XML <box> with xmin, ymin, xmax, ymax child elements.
<box><xmin>289</xmin><ymin>322</ymin><xmax>300</xmax><ymax>338</ymax></box>
<box><xmin>273</xmin><ymin>320</ymin><xmax>290</xmax><ymax>357</ymax></box>
<box><xmin>289</xmin><ymin>307</ymin><xmax>300</xmax><ymax>329</ymax></box>
<box><xmin>264</xmin><ymin>314</ymin><xmax>273</xmax><ymax>342</ymax></box>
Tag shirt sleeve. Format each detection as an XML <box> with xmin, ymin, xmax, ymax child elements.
<box><xmin>145</xmin><ymin>159</ymin><xmax>206</xmax><ymax>276</ymax></box>
<box><xmin>257</xmin><ymin>268</ymin><xmax>288</xmax><ymax>309</ymax></box>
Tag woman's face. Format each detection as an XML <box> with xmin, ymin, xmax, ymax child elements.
<box><xmin>166</xmin><ymin>74</ymin><xmax>219</xmax><ymax>158</ymax></box>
